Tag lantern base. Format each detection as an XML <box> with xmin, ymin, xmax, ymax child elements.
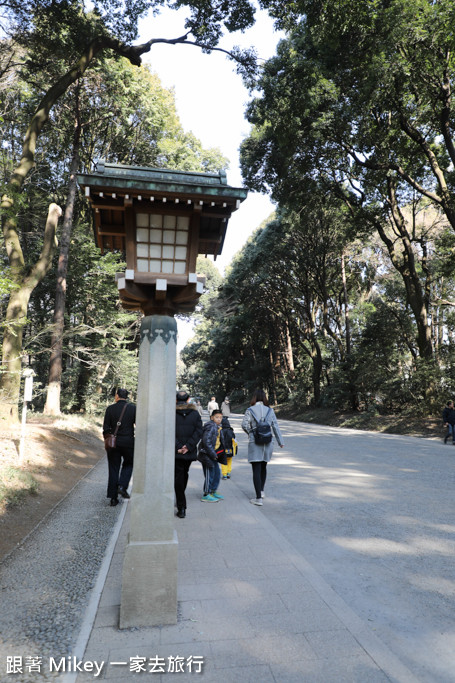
<box><xmin>116</xmin><ymin>273</ymin><xmax>204</xmax><ymax>315</ymax></box>
<box><xmin>120</xmin><ymin>534</ymin><xmax>178</xmax><ymax>628</ymax></box>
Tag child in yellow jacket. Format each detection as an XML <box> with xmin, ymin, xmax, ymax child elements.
<box><xmin>220</xmin><ymin>416</ymin><xmax>237</xmax><ymax>479</ymax></box>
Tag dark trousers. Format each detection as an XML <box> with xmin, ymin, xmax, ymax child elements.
<box><xmin>202</xmin><ymin>461</ymin><xmax>221</xmax><ymax>495</ymax></box>
<box><xmin>446</xmin><ymin>424</ymin><xmax>455</xmax><ymax>443</ymax></box>
<box><xmin>251</xmin><ymin>461</ymin><xmax>267</xmax><ymax>498</ymax></box>
<box><xmin>174</xmin><ymin>459</ymin><xmax>192</xmax><ymax>510</ymax></box>
<box><xmin>106</xmin><ymin>446</ymin><xmax>134</xmax><ymax>498</ymax></box>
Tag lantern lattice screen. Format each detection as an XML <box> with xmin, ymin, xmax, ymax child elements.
<box><xmin>136</xmin><ymin>214</ymin><xmax>189</xmax><ymax>274</ymax></box>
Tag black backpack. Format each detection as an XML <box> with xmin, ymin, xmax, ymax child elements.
<box><xmin>249</xmin><ymin>407</ymin><xmax>273</xmax><ymax>445</ymax></box>
<box><xmin>221</xmin><ymin>426</ymin><xmax>235</xmax><ymax>454</ymax></box>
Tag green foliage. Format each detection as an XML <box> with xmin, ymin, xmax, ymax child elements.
<box><xmin>0</xmin><ymin>0</ymin><xmax>239</xmax><ymax>414</ymax></box>
<box><xmin>0</xmin><ymin>268</ymin><xmax>18</xmax><ymax>301</ymax></box>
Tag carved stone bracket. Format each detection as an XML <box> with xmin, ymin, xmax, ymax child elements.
<box><xmin>140</xmin><ymin>315</ymin><xmax>177</xmax><ymax>345</ymax></box>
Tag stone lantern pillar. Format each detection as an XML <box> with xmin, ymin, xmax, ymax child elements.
<box><xmin>78</xmin><ymin>162</ymin><xmax>247</xmax><ymax>627</ymax></box>
<box><xmin>120</xmin><ymin>315</ymin><xmax>178</xmax><ymax>626</ymax></box>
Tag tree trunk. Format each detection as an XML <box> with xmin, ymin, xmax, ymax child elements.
<box><xmin>341</xmin><ymin>251</ymin><xmax>359</xmax><ymax>410</ymax></box>
<box><xmin>284</xmin><ymin>321</ymin><xmax>295</xmax><ymax>379</ymax></box>
<box><xmin>310</xmin><ymin>338</ymin><xmax>323</xmax><ymax>405</ymax></box>
<box><xmin>74</xmin><ymin>360</ymin><xmax>92</xmax><ymax>412</ymax></box>
<box><xmin>0</xmin><ymin>204</ymin><xmax>61</xmax><ymax>422</ymax></box>
<box><xmin>268</xmin><ymin>347</ymin><xmax>278</xmax><ymax>404</ymax></box>
<box><xmin>340</xmin><ymin>251</ymin><xmax>351</xmax><ymax>356</ymax></box>
<box><xmin>44</xmin><ymin>114</ymin><xmax>81</xmax><ymax>415</ymax></box>
<box><xmin>376</xmin><ymin>179</ymin><xmax>434</xmax><ymax>360</ymax></box>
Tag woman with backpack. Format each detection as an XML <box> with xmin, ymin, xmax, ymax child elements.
<box><xmin>241</xmin><ymin>388</ymin><xmax>284</xmax><ymax>506</ymax></box>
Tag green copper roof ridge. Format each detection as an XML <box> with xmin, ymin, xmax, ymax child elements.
<box><xmin>94</xmin><ymin>159</ymin><xmax>226</xmax><ymax>181</ymax></box>
<box><xmin>76</xmin><ymin>174</ymin><xmax>248</xmax><ymax>198</ymax></box>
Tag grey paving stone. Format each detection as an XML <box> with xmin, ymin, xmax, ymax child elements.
<box><xmin>279</xmin><ymin>590</ymin><xmax>334</xmax><ymax>612</ymax></box>
<box><xmin>177</xmin><ymin>549</ymin><xmax>192</xmax><ymax>563</ymax></box>
<box><xmin>183</xmin><ymin>593</ymin><xmax>286</xmax><ymax>618</ymax></box>
<box><xmin>176</xmin><ymin>569</ymin><xmax>199</xmax><ymax>585</ymax></box>
<box><xmin>249</xmin><ymin>606</ymin><xmax>346</xmax><ymax>634</ymax></box>
<box><xmin>232</xmin><ymin>575</ymin><xmax>313</xmax><ymax>597</ymax></box>
<box><xmin>161</xmin><ymin>663</ymin><xmax>275</xmax><ymax>682</ymax></box>
<box><xmin>177</xmin><ymin>580</ymin><xmax>234</xmax><ymax>601</ymax></box>
<box><xmin>188</xmin><ymin>565</ymin><xmax>268</xmax><ymax>582</ymax></box>
<box><xmin>269</xmin><ymin>653</ymin><xmax>391</xmax><ymax>682</ymax></box>
<box><xmin>212</xmin><ymin>633</ymin><xmax>318</xmax><ymax>669</ymax></box>
<box><xmin>108</xmin><ymin>555</ymin><xmax>124</xmax><ymax>572</ymax></box>
<box><xmin>93</xmin><ymin>604</ymin><xmax>120</xmax><ymax>628</ymax></box>
<box><xmin>84</xmin><ymin>624</ymin><xmax>161</xmax><ymax>651</ymax></box>
<box><xmin>223</xmin><ymin>549</ymin><xmax>262</xmax><ymax>568</ymax></box>
<box><xmin>177</xmin><ymin>599</ymin><xmax>203</xmax><ymax>620</ymax></box>
<box><xmin>103</xmin><ymin>573</ymin><xmax>122</xmax><ymax>591</ymax></box>
<box><xmin>305</xmin><ymin>628</ymin><xmax>366</xmax><ymax>658</ymax></box>
<box><xmin>159</xmin><ymin>616</ymin><xmax>256</xmax><ymax>645</ymax></box>
<box><xmin>186</xmin><ymin>554</ymin><xmax>228</xmax><ymax>571</ymax></box>
<box><xmin>262</xmin><ymin>563</ymin><xmax>306</xmax><ymax>578</ymax></box>
<box><xmin>98</xmin><ymin>585</ymin><xmax>121</xmax><ymax>607</ymax></box>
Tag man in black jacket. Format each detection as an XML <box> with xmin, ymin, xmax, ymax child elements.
<box><xmin>442</xmin><ymin>400</ymin><xmax>455</xmax><ymax>444</ymax></box>
<box><xmin>103</xmin><ymin>388</ymin><xmax>136</xmax><ymax>506</ymax></box>
<box><xmin>175</xmin><ymin>390</ymin><xmax>203</xmax><ymax>518</ymax></box>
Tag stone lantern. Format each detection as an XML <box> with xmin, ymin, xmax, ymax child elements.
<box><xmin>78</xmin><ymin>162</ymin><xmax>246</xmax><ymax>628</ymax></box>
<box><xmin>78</xmin><ymin>161</ymin><xmax>247</xmax><ymax>316</ymax></box>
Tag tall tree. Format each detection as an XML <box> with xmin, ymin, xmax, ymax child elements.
<box><xmin>41</xmin><ymin>56</ymin><xmax>227</xmax><ymax>415</ymax></box>
<box><xmin>240</xmin><ymin>3</ymin><xmax>455</xmax><ymax>364</ymax></box>
<box><xmin>0</xmin><ymin>0</ymin><xmax>258</xmax><ymax>421</ymax></box>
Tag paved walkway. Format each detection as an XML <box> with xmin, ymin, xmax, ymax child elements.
<box><xmin>69</xmin><ymin>457</ymin><xmax>419</xmax><ymax>683</ymax></box>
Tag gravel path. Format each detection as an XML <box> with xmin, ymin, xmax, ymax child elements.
<box><xmin>0</xmin><ymin>458</ymin><xmax>122</xmax><ymax>682</ymax></box>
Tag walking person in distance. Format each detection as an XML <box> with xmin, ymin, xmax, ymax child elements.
<box><xmin>102</xmin><ymin>388</ymin><xmax>136</xmax><ymax>506</ymax></box>
<box><xmin>221</xmin><ymin>396</ymin><xmax>231</xmax><ymax>417</ymax></box>
<box><xmin>207</xmin><ymin>396</ymin><xmax>219</xmax><ymax>414</ymax></box>
<box><xmin>242</xmin><ymin>388</ymin><xmax>284</xmax><ymax>506</ymax></box>
<box><xmin>442</xmin><ymin>399</ymin><xmax>455</xmax><ymax>444</ymax></box>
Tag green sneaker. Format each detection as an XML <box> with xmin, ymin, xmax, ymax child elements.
<box><xmin>211</xmin><ymin>491</ymin><xmax>224</xmax><ymax>500</ymax></box>
<box><xmin>201</xmin><ymin>494</ymin><xmax>219</xmax><ymax>503</ymax></box>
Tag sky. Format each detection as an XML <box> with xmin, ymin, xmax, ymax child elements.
<box><xmin>138</xmin><ymin>5</ymin><xmax>283</xmax><ymax>347</ymax></box>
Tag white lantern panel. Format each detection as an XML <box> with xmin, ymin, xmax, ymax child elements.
<box><xmin>163</xmin><ymin>245</ymin><xmax>175</xmax><ymax>259</ymax></box>
<box><xmin>164</xmin><ymin>215</ymin><xmax>176</xmax><ymax>229</ymax></box>
<box><xmin>137</xmin><ymin>259</ymin><xmax>149</xmax><ymax>272</ymax></box>
<box><xmin>177</xmin><ymin>216</ymin><xmax>190</xmax><ymax>230</ymax></box>
<box><xmin>149</xmin><ymin>259</ymin><xmax>161</xmax><ymax>272</ymax></box>
<box><xmin>175</xmin><ymin>246</ymin><xmax>187</xmax><ymax>260</ymax></box>
<box><xmin>136</xmin><ymin>243</ymin><xmax>149</xmax><ymax>258</ymax></box>
<box><xmin>136</xmin><ymin>213</ymin><xmax>149</xmax><ymax>228</ymax></box>
<box><xmin>162</xmin><ymin>260</ymin><xmax>174</xmax><ymax>273</ymax></box>
<box><xmin>150</xmin><ymin>214</ymin><xmax>163</xmax><ymax>228</ymax></box>
<box><xmin>149</xmin><ymin>229</ymin><xmax>162</xmax><ymax>242</ymax></box>
<box><xmin>149</xmin><ymin>244</ymin><xmax>161</xmax><ymax>258</ymax></box>
<box><xmin>163</xmin><ymin>230</ymin><xmax>175</xmax><ymax>244</ymax></box>
<box><xmin>174</xmin><ymin>261</ymin><xmax>186</xmax><ymax>274</ymax></box>
<box><xmin>136</xmin><ymin>228</ymin><xmax>149</xmax><ymax>242</ymax></box>
<box><xmin>175</xmin><ymin>231</ymin><xmax>188</xmax><ymax>245</ymax></box>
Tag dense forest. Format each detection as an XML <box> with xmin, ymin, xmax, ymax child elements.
<box><xmin>180</xmin><ymin>0</ymin><xmax>455</xmax><ymax>415</ymax></box>
<box><xmin>2</xmin><ymin>0</ymin><xmax>455</xmax><ymax>423</ymax></box>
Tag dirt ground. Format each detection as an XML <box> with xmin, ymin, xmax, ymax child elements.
<box><xmin>0</xmin><ymin>416</ymin><xmax>106</xmax><ymax>562</ymax></box>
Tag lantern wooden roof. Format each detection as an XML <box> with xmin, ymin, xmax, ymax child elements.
<box><xmin>77</xmin><ymin>161</ymin><xmax>247</xmax><ymax>316</ymax></box>
<box><xmin>77</xmin><ymin>161</ymin><xmax>247</xmax><ymax>259</ymax></box>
